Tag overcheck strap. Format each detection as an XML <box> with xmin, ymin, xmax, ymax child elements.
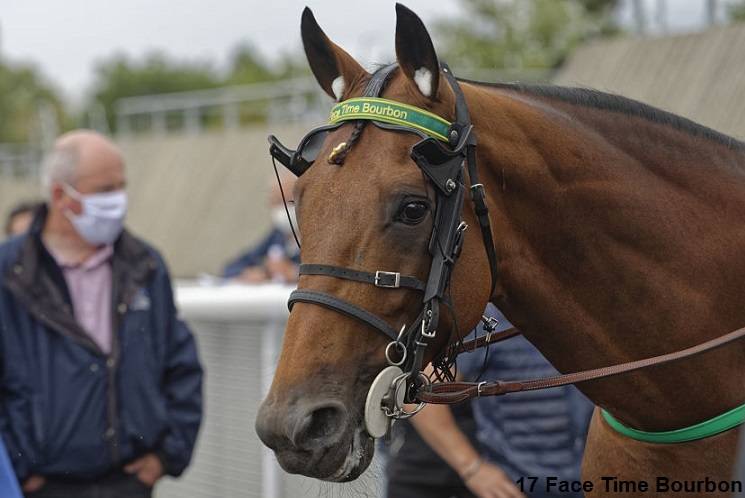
<box><xmin>330</xmin><ymin>97</ymin><xmax>452</xmax><ymax>142</ymax></box>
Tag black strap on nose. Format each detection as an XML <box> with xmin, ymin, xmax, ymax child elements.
<box><xmin>287</xmin><ymin>263</ymin><xmax>427</xmax><ymax>342</ymax></box>
<box><xmin>289</xmin><ymin>290</ymin><xmax>400</xmax><ymax>341</ymax></box>
<box><xmin>298</xmin><ymin>264</ymin><xmax>426</xmax><ymax>291</ymax></box>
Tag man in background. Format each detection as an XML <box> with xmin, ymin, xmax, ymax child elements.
<box><xmin>222</xmin><ymin>173</ymin><xmax>299</xmax><ymax>283</ymax></box>
<box><xmin>0</xmin><ymin>130</ymin><xmax>203</xmax><ymax>497</ymax></box>
<box><xmin>3</xmin><ymin>201</ymin><xmax>38</xmax><ymax>239</ymax></box>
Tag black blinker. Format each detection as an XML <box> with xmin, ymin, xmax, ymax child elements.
<box><xmin>410</xmin><ymin>138</ymin><xmax>463</xmax><ymax>195</ymax></box>
<box><xmin>268</xmin><ymin>135</ymin><xmax>311</xmax><ymax>177</ymax></box>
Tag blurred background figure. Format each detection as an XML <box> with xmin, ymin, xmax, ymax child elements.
<box><xmin>386</xmin><ymin>386</ymin><xmax>480</xmax><ymax>498</ymax></box>
<box><xmin>387</xmin><ymin>306</ymin><xmax>594</xmax><ymax>498</ymax></box>
<box><xmin>0</xmin><ymin>130</ymin><xmax>203</xmax><ymax>498</ymax></box>
<box><xmin>222</xmin><ymin>172</ymin><xmax>299</xmax><ymax>283</ymax></box>
<box><xmin>3</xmin><ymin>201</ymin><xmax>39</xmax><ymax>239</ymax></box>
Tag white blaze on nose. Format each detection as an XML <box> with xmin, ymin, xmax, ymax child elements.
<box><xmin>332</xmin><ymin>76</ymin><xmax>346</xmax><ymax>101</ymax></box>
<box><xmin>413</xmin><ymin>67</ymin><xmax>433</xmax><ymax>97</ymax></box>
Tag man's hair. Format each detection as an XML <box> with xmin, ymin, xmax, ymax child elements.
<box><xmin>40</xmin><ymin>145</ymin><xmax>79</xmax><ymax>198</ymax></box>
<box><xmin>4</xmin><ymin>201</ymin><xmax>40</xmax><ymax>236</ymax></box>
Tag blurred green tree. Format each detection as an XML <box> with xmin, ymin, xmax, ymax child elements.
<box><xmin>88</xmin><ymin>52</ymin><xmax>221</xmax><ymax>131</ymax></box>
<box><xmin>0</xmin><ymin>59</ymin><xmax>68</xmax><ymax>143</ymax></box>
<box><xmin>224</xmin><ymin>43</ymin><xmax>275</xmax><ymax>85</ymax></box>
<box><xmin>728</xmin><ymin>0</ymin><xmax>745</xmax><ymax>21</ymax></box>
<box><xmin>435</xmin><ymin>0</ymin><xmax>621</xmax><ymax>77</ymax></box>
<box><xmin>87</xmin><ymin>46</ymin><xmax>309</xmax><ymax>132</ymax></box>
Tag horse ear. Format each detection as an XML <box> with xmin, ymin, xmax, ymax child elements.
<box><xmin>301</xmin><ymin>7</ymin><xmax>368</xmax><ymax>101</ymax></box>
<box><xmin>394</xmin><ymin>3</ymin><xmax>440</xmax><ymax>99</ymax></box>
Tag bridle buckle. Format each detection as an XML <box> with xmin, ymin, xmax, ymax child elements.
<box><xmin>375</xmin><ymin>270</ymin><xmax>401</xmax><ymax>288</ymax></box>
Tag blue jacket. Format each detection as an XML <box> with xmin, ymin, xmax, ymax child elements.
<box><xmin>458</xmin><ymin>306</ymin><xmax>594</xmax><ymax>498</ymax></box>
<box><xmin>222</xmin><ymin>228</ymin><xmax>299</xmax><ymax>278</ymax></box>
<box><xmin>0</xmin><ymin>208</ymin><xmax>203</xmax><ymax>481</ymax></box>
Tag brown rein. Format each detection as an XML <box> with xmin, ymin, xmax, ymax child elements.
<box><xmin>417</xmin><ymin>324</ymin><xmax>745</xmax><ymax>404</ymax></box>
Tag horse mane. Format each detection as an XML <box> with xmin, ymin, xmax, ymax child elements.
<box><xmin>459</xmin><ymin>78</ymin><xmax>745</xmax><ymax>151</ymax></box>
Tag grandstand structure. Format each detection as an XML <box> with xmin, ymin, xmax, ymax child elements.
<box><xmin>553</xmin><ymin>23</ymin><xmax>745</xmax><ymax>141</ymax></box>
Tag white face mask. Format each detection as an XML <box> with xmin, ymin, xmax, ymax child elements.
<box><xmin>62</xmin><ymin>183</ymin><xmax>128</xmax><ymax>246</ymax></box>
<box><xmin>271</xmin><ymin>205</ymin><xmax>297</xmax><ymax>235</ymax></box>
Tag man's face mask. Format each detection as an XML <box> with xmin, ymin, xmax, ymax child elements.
<box><xmin>62</xmin><ymin>183</ymin><xmax>128</xmax><ymax>246</ymax></box>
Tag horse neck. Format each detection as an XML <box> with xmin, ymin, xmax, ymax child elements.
<box><xmin>465</xmin><ymin>82</ymin><xmax>745</xmax><ymax>431</ymax></box>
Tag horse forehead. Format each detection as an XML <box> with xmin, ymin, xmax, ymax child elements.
<box><xmin>309</xmin><ymin>131</ymin><xmax>417</xmax><ymax>186</ymax></box>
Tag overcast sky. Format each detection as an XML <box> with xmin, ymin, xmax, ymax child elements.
<box><xmin>0</xmin><ymin>0</ymin><xmax>720</xmax><ymax>100</ymax></box>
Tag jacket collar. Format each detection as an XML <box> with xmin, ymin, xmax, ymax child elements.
<box><xmin>4</xmin><ymin>204</ymin><xmax>158</xmax><ymax>356</ymax></box>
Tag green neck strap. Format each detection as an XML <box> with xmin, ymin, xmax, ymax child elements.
<box><xmin>329</xmin><ymin>97</ymin><xmax>452</xmax><ymax>142</ymax></box>
<box><xmin>602</xmin><ymin>404</ymin><xmax>745</xmax><ymax>443</ymax></box>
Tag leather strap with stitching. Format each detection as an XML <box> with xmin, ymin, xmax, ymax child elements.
<box><xmin>449</xmin><ymin>327</ymin><xmax>520</xmax><ymax>356</ymax></box>
<box><xmin>416</xmin><ymin>324</ymin><xmax>745</xmax><ymax>404</ymax></box>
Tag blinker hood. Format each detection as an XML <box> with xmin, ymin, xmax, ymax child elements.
<box><xmin>267</xmin><ymin>64</ymin><xmax>472</xmax><ymax>191</ymax></box>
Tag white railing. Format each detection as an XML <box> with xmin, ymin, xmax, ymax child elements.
<box><xmin>156</xmin><ymin>282</ymin><xmax>385</xmax><ymax>498</ymax></box>
<box><xmin>114</xmin><ymin>78</ymin><xmax>329</xmax><ymax>135</ymax></box>
<box><xmin>112</xmin><ymin>67</ymin><xmax>551</xmax><ymax>137</ymax></box>
<box><xmin>0</xmin><ymin>143</ymin><xmax>43</xmax><ymax>179</ymax></box>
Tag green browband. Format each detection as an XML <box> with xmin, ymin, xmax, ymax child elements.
<box><xmin>329</xmin><ymin>97</ymin><xmax>452</xmax><ymax>142</ymax></box>
<box><xmin>602</xmin><ymin>404</ymin><xmax>745</xmax><ymax>444</ymax></box>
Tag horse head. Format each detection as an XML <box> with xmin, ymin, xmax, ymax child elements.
<box><xmin>254</xmin><ymin>4</ymin><xmax>492</xmax><ymax>481</ymax></box>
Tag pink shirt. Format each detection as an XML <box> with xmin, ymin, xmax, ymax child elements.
<box><xmin>50</xmin><ymin>245</ymin><xmax>114</xmax><ymax>354</ymax></box>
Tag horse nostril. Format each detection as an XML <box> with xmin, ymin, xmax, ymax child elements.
<box><xmin>292</xmin><ymin>403</ymin><xmax>347</xmax><ymax>450</ymax></box>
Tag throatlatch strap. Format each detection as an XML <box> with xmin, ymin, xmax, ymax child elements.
<box><xmin>288</xmin><ymin>289</ymin><xmax>399</xmax><ymax>341</ymax></box>
<box><xmin>329</xmin><ymin>97</ymin><xmax>452</xmax><ymax>142</ymax></box>
<box><xmin>299</xmin><ymin>264</ymin><xmax>426</xmax><ymax>291</ymax></box>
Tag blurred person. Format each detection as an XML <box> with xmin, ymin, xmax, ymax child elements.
<box><xmin>0</xmin><ymin>130</ymin><xmax>203</xmax><ymax>498</ymax></box>
<box><xmin>4</xmin><ymin>201</ymin><xmax>39</xmax><ymax>238</ymax></box>
<box><xmin>222</xmin><ymin>173</ymin><xmax>299</xmax><ymax>283</ymax></box>
<box><xmin>387</xmin><ymin>306</ymin><xmax>594</xmax><ymax>498</ymax></box>
<box><xmin>386</xmin><ymin>392</ymin><xmax>479</xmax><ymax>498</ymax></box>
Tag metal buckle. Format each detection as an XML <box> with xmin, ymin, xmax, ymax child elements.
<box><xmin>470</xmin><ymin>183</ymin><xmax>484</xmax><ymax>195</ymax></box>
<box><xmin>421</xmin><ymin>318</ymin><xmax>437</xmax><ymax>339</ymax></box>
<box><xmin>375</xmin><ymin>270</ymin><xmax>401</xmax><ymax>288</ymax></box>
<box><xmin>482</xmin><ymin>314</ymin><xmax>499</xmax><ymax>332</ymax></box>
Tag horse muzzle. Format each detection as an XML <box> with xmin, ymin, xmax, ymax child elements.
<box><xmin>255</xmin><ymin>395</ymin><xmax>373</xmax><ymax>481</ymax></box>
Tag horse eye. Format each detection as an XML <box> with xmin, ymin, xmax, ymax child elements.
<box><xmin>397</xmin><ymin>201</ymin><xmax>429</xmax><ymax>225</ymax></box>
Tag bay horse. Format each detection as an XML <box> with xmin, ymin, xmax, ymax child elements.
<box><xmin>255</xmin><ymin>4</ymin><xmax>745</xmax><ymax>496</ymax></box>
